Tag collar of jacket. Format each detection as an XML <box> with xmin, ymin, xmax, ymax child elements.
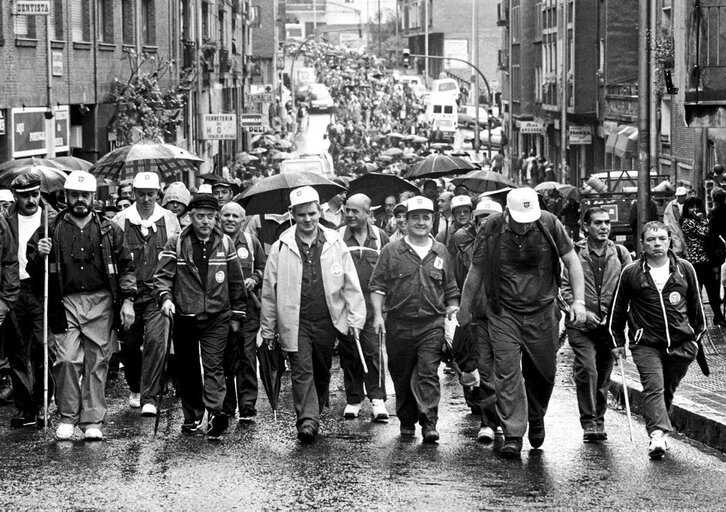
<box><xmin>392</xmin><ymin>235</ymin><xmax>446</xmax><ymax>257</ymax></box>
<box><xmin>576</xmin><ymin>237</ymin><xmax>615</xmax><ymax>256</ymax></box>
<box><xmin>342</xmin><ymin>222</ymin><xmax>379</xmax><ymax>244</ymax></box>
<box><xmin>279</xmin><ymin>224</ymin><xmax>341</xmax><ymax>257</ymax></box>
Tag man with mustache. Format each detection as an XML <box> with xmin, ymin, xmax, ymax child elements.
<box><xmin>28</xmin><ymin>171</ymin><xmax>136</xmax><ymax>441</ymax></box>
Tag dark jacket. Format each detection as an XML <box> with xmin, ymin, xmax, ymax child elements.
<box><xmin>0</xmin><ymin>214</ymin><xmax>19</xmax><ymax>319</ymax></box>
<box><xmin>608</xmin><ymin>252</ymin><xmax>705</xmax><ymax>350</ymax></box>
<box><xmin>154</xmin><ymin>225</ymin><xmax>247</xmax><ymax>320</ymax></box>
<box><xmin>26</xmin><ymin>210</ymin><xmax>136</xmax><ymax>334</ymax></box>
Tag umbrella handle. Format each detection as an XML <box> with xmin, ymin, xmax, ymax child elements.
<box><xmin>618</xmin><ymin>354</ymin><xmax>635</xmax><ymax>444</ymax></box>
<box><xmin>354</xmin><ymin>331</ymin><xmax>368</xmax><ymax>374</ymax></box>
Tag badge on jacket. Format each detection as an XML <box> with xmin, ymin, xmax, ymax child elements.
<box><xmin>669</xmin><ymin>291</ymin><xmax>681</xmax><ymax>305</ymax></box>
<box><xmin>331</xmin><ymin>263</ymin><xmax>342</xmax><ymax>276</ymax></box>
<box><xmin>215</xmin><ymin>271</ymin><xmax>225</xmax><ymax>283</ymax></box>
<box><xmin>238</xmin><ymin>247</ymin><xmax>249</xmax><ymax>260</ymax></box>
<box><xmin>433</xmin><ymin>256</ymin><xmax>443</xmax><ymax>270</ymax></box>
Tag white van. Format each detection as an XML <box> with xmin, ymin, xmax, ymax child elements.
<box><xmin>425</xmin><ymin>93</ymin><xmax>458</xmax><ymax>125</ymax></box>
<box><xmin>280</xmin><ymin>154</ymin><xmax>334</xmax><ymax>179</ymax></box>
<box><xmin>432</xmin><ymin>78</ymin><xmax>461</xmax><ymax>102</ymax></box>
<box><xmin>396</xmin><ymin>75</ymin><xmax>423</xmax><ymax>87</ymax></box>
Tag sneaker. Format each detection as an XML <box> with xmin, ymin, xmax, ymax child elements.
<box><xmin>648</xmin><ymin>430</ymin><xmax>668</xmax><ymax>459</ymax></box>
<box><xmin>371</xmin><ymin>399</ymin><xmax>389</xmax><ymax>422</ymax></box>
<box><xmin>500</xmin><ymin>437</ymin><xmax>523</xmax><ymax>459</ymax></box>
<box><xmin>0</xmin><ymin>376</ymin><xmax>12</xmax><ymax>403</ymax></box>
<box><xmin>422</xmin><ymin>424</ymin><xmax>440</xmax><ymax>444</ymax></box>
<box><xmin>55</xmin><ymin>423</ymin><xmax>75</xmax><ymax>440</ymax></box>
<box><xmin>400</xmin><ymin>424</ymin><xmax>416</xmax><ymax>437</ymax></box>
<box><xmin>128</xmin><ymin>392</ymin><xmax>141</xmax><ymax>408</ymax></box>
<box><xmin>583</xmin><ymin>426</ymin><xmax>600</xmax><ymax>443</ymax></box>
<box><xmin>238</xmin><ymin>406</ymin><xmax>257</xmax><ymax>422</ymax></box>
<box><xmin>297</xmin><ymin>424</ymin><xmax>316</xmax><ymax>444</ymax></box>
<box><xmin>528</xmin><ymin>420</ymin><xmax>545</xmax><ymax>449</ymax></box>
<box><xmin>343</xmin><ymin>402</ymin><xmax>362</xmax><ymax>419</ymax></box>
<box><xmin>206</xmin><ymin>413</ymin><xmax>229</xmax><ymax>440</ymax></box>
<box><xmin>477</xmin><ymin>426</ymin><xmax>495</xmax><ymax>443</ymax></box>
<box><xmin>181</xmin><ymin>419</ymin><xmax>203</xmax><ymax>433</ymax></box>
<box><xmin>141</xmin><ymin>403</ymin><xmax>157</xmax><ymax>417</ymax></box>
<box><xmin>84</xmin><ymin>428</ymin><xmax>103</xmax><ymax>441</ymax></box>
<box><xmin>10</xmin><ymin>412</ymin><xmax>37</xmax><ymax>428</ymax></box>
<box><xmin>495</xmin><ymin>426</ymin><xmax>505</xmax><ymax>442</ymax></box>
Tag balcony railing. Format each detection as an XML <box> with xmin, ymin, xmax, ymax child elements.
<box><xmin>182</xmin><ymin>40</ymin><xmax>196</xmax><ymax>70</ymax></box>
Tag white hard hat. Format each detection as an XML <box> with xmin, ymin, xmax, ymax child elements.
<box><xmin>473</xmin><ymin>198</ymin><xmax>503</xmax><ymax>217</ymax></box>
<box><xmin>133</xmin><ymin>171</ymin><xmax>160</xmax><ymax>190</ymax></box>
<box><xmin>64</xmin><ymin>171</ymin><xmax>97</xmax><ymax>192</ymax></box>
<box><xmin>0</xmin><ymin>189</ymin><xmax>15</xmax><ymax>202</ymax></box>
<box><xmin>289</xmin><ymin>186</ymin><xmax>320</xmax><ymax>208</ymax></box>
<box><xmin>675</xmin><ymin>186</ymin><xmax>688</xmax><ymax>196</ymax></box>
<box><xmin>506</xmin><ymin>187</ymin><xmax>541</xmax><ymax>224</ymax></box>
<box><xmin>198</xmin><ymin>183</ymin><xmax>213</xmax><ymax>194</ymax></box>
<box><xmin>406</xmin><ymin>196</ymin><xmax>435</xmax><ymax>214</ymax></box>
<box><xmin>451</xmin><ymin>195</ymin><xmax>473</xmax><ymax>211</ymax></box>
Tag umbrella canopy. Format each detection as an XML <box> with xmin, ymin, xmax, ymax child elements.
<box><xmin>348</xmin><ymin>173</ymin><xmax>420</xmax><ymax>206</ymax></box>
<box><xmin>257</xmin><ymin>343</ymin><xmax>285</xmax><ymax>420</ymax></box>
<box><xmin>382</xmin><ymin>147</ymin><xmax>403</xmax><ymax>157</ymax></box>
<box><xmin>236</xmin><ymin>152</ymin><xmax>259</xmax><ymax>165</ymax></box>
<box><xmin>0</xmin><ymin>165</ymin><xmax>67</xmax><ymax>193</ymax></box>
<box><xmin>411</xmin><ymin>135</ymin><xmax>429</xmax><ymax>144</ymax></box>
<box><xmin>271</xmin><ymin>152</ymin><xmax>293</xmax><ymax>161</ymax></box>
<box><xmin>91</xmin><ymin>141</ymin><xmax>203</xmax><ymax>182</ymax></box>
<box><xmin>387</xmin><ymin>132</ymin><xmax>405</xmax><ymax>140</ymax></box>
<box><xmin>250</xmin><ymin>147</ymin><xmax>268</xmax><ymax>155</ymax></box>
<box><xmin>451</xmin><ymin>170</ymin><xmax>515</xmax><ymax>194</ymax></box>
<box><xmin>403</xmin><ymin>154</ymin><xmax>479</xmax><ymax>180</ymax></box>
<box><xmin>238</xmin><ymin>171</ymin><xmax>346</xmax><ymax>215</ymax></box>
<box><xmin>534</xmin><ymin>181</ymin><xmax>579</xmax><ymax>200</ymax></box>
<box><xmin>51</xmin><ymin>156</ymin><xmax>93</xmax><ymax>171</ymax></box>
<box><xmin>0</xmin><ymin>157</ymin><xmax>63</xmax><ymax>172</ymax></box>
<box><xmin>342</xmin><ymin>146</ymin><xmax>359</xmax><ymax>154</ymax></box>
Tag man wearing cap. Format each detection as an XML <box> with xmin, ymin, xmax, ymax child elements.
<box><xmin>4</xmin><ymin>173</ymin><xmax>54</xmax><ymax>427</ymax></box>
<box><xmin>338</xmin><ymin>193</ymin><xmax>390</xmax><ymax>421</ymax></box>
<box><xmin>389</xmin><ymin>201</ymin><xmax>409</xmax><ymax>243</ymax></box>
<box><xmin>458</xmin><ymin>187</ymin><xmax>586</xmax><ymax>458</ymax></box>
<box><xmin>219</xmin><ymin>202</ymin><xmax>266</xmax><ymax>422</ymax></box>
<box><xmin>27</xmin><ymin>171</ymin><xmax>136</xmax><ymax>441</ymax></box>
<box><xmin>211</xmin><ymin>178</ymin><xmax>234</xmax><ymax>208</ymax></box>
<box><xmin>0</xmin><ymin>189</ymin><xmax>15</xmax><ymax>217</ymax></box>
<box><xmin>260</xmin><ymin>186</ymin><xmax>365</xmax><ymax>444</ymax></box>
<box><xmin>154</xmin><ymin>192</ymin><xmax>247</xmax><ymax>440</ymax></box>
<box><xmin>436</xmin><ymin>195</ymin><xmax>472</xmax><ymax>249</ymax></box>
<box><xmin>112</xmin><ymin>172</ymin><xmax>180</xmax><ymax>416</ymax></box>
<box><xmin>663</xmin><ymin>187</ymin><xmax>688</xmax><ymax>258</ymax></box>
<box><xmin>369</xmin><ymin>196</ymin><xmax>460</xmax><ymax>443</ymax></box>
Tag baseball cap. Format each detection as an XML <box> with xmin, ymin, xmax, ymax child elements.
<box><xmin>198</xmin><ymin>184</ymin><xmax>213</xmax><ymax>194</ymax></box>
<box><xmin>11</xmin><ymin>172</ymin><xmax>41</xmax><ymax>193</ymax></box>
<box><xmin>289</xmin><ymin>186</ymin><xmax>320</xmax><ymax>208</ymax></box>
<box><xmin>188</xmin><ymin>193</ymin><xmax>218</xmax><ymax>211</ymax></box>
<box><xmin>473</xmin><ymin>198</ymin><xmax>503</xmax><ymax>217</ymax></box>
<box><xmin>133</xmin><ymin>171</ymin><xmax>160</xmax><ymax>190</ymax></box>
<box><xmin>0</xmin><ymin>189</ymin><xmax>15</xmax><ymax>202</ymax></box>
<box><xmin>506</xmin><ymin>187</ymin><xmax>541</xmax><ymax>224</ymax></box>
<box><xmin>406</xmin><ymin>196</ymin><xmax>435</xmax><ymax>214</ymax></box>
<box><xmin>393</xmin><ymin>201</ymin><xmax>407</xmax><ymax>215</ymax></box>
<box><xmin>64</xmin><ymin>171</ymin><xmax>97</xmax><ymax>192</ymax></box>
<box><xmin>450</xmin><ymin>195</ymin><xmax>472</xmax><ymax>211</ymax></box>
<box><xmin>675</xmin><ymin>186</ymin><xmax>688</xmax><ymax>196</ymax></box>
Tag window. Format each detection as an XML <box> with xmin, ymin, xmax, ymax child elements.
<box><xmin>141</xmin><ymin>0</ymin><xmax>155</xmax><ymax>45</ymax></box>
<box><xmin>219</xmin><ymin>9</ymin><xmax>225</xmax><ymax>48</ymax></box>
<box><xmin>122</xmin><ymin>0</ymin><xmax>135</xmax><ymax>44</ymax></box>
<box><xmin>51</xmin><ymin>0</ymin><xmax>64</xmax><ymax>40</ymax></box>
<box><xmin>202</xmin><ymin>2</ymin><xmax>210</xmax><ymax>38</ymax></box>
<box><xmin>71</xmin><ymin>0</ymin><xmax>91</xmax><ymax>41</ymax></box>
<box><xmin>97</xmin><ymin>0</ymin><xmax>113</xmax><ymax>42</ymax></box>
<box><xmin>14</xmin><ymin>16</ymin><xmax>35</xmax><ymax>39</ymax></box>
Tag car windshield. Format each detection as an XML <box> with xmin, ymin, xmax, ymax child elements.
<box><xmin>438</xmin><ymin>83</ymin><xmax>457</xmax><ymax>92</ymax></box>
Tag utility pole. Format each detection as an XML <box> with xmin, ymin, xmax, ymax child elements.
<box><xmin>472</xmin><ymin>0</ymin><xmax>480</xmax><ymax>154</ymax></box>
<box><xmin>424</xmin><ymin>0</ymin><xmax>429</xmax><ymax>82</ymax></box>
<box><xmin>378</xmin><ymin>0</ymin><xmax>382</xmax><ymax>57</ymax></box>
<box><xmin>507</xmin><ymin>2</ymin><xmax>514</xmax><ymax>183</ymax></box>
<box><xmin>560</xmin><ymin>0</ymin><xmax>568</xmax><ymax>182</ymax></box>
<box><xmin>637</xmin><ymin>0</ymin><xmax>651</xmax><ymax>253</ymax></box>
<box><xmin>649</xmin><ymin>0</ymin><xmax>659</xmax><ymax>174</ymax></box>
<box><xmin>313</xmin><ymin>0</ymin><xmax>317</xmax><ymax>34</ymax></box>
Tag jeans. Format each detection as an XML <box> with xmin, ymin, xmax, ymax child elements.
<box><xmin>568</xmin><ymin>327</ymin><xmax>614</xmax><ymax>430</ymax></box>
<box><xmin>630</xmin><ymin>342</ymin><xmax>697</xmax><ymax>434</ymax></box>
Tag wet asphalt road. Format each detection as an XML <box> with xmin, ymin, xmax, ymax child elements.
<box><xmin>1</xmin><ymin>343</ymin><xmax>726</xmax><ymax>511</ymax></box>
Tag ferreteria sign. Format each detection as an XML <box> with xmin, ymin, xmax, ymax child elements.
<box><xmin>12</xmin><ymin>1</ymin><xmax>51</xmax><ymax>15</ymax></box>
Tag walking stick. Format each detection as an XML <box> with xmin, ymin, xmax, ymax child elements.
<box><xmin>154</xmin><ymin>315</ymin><xmax>174</xmax><ymax>437</ymax></box>
<box><xmin>353</xmin><ymin>330</ymin><xmax>368</xmax><ymax>374</ymax></box>
<box><xmin>618</xmin><ymin>353</ymin><xmax>635</xmax><ymax>443</ymax></box>
<box><xmin>42</xmin><ymin>208</ymin><xmax>49</xmax><ymax>429</ymax></box>
<box><xmin>378</xmin><ymin>331</ymin><xmax>385</xmax><ymax>389</ymax></box>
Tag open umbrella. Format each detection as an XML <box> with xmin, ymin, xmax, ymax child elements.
<box><xmin>238</xmin><ymin>171</ymin><xmax>346</xmax><ymax>215</ymax></box>
<box><xmin>411</xmin><ymin>135</ymin><xmax>429</xmax><ymax>144</ymax></box>
<box><xmin>534</xmin><ymin>181</ymin><xmax>579</xmax><ymax>200</ymax></box>
<box><xmin>382</xmin><ymin>147</ymin><xmax>403</xmax><ymax>157</ymax></box>
<box><xmin>51</xmin><ymin>156</ymin><xmax>93</xmax><ymax>171</ymax></box>
<box><xmin>271</xmin><ymin>152</ymin><xmax>293</xmax><ymax>161</ymax></box>
<box><xmin>258</xmin><ymin>342</ymin><xmax>285</xmax><ymax>422</ymax></box>
<box><xmin>0</xmin><ymin>165</ymin><xmax>67</xmax><ymax>192</ymax></box>
<box><xmin>251</xmin><ymin>147</ymin><xmax>268</xmax><ymax>155</ymax></box>
<box><xmin>91</xmin><ymin>141</ymin><xmax>203</xmax><ymax>182</ymax></box>
<box><xmin>387</xmin><ymin>132</ymin><xmax>405</xmax><ymax>140</ymax></box>
<box><xmin>0</xmin><ymin>157</ymin><xmax>64</xmax><ymax>172</ymax></box>
<box><xmin>452</xmin><ymin>170</ymin><xmax>515</xmax><ymax>194</ymax></box>
<box><xmin>348</xmin><ymin>173</ymin><xmax>419</xmax><ymax>206</ymax></box>
<box><xmin>403</xmin><ymin>153</ymin><xmax>478</xmax><ymax>180</ymax></box>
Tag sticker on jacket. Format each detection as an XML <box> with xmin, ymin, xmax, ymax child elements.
<box><xmin>215</xmin><ymin>271</ymin><xmax>225</xmax><ymax>283</ymax></box>
<box><xmin>331</xmin><ymin>263</ymin><xmax>342</xmax><ymax>276</ymax></box>
<box><xmin>238</xmin><ymin>247</ymin><xmax>249</xmax><ymax>260</ymax></box>
<box><xmin>669</xmin><ymin>291</ymin><xmax>681</xmax><ymax>305</ymax></box>
<box><xmin>433</xmin><ymin>256</ymin><xmax>443</xmax><ymax>269</ymax></box>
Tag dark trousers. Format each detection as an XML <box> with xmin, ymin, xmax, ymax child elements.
<box><xmin>223</xmin><ymin>307</ymin><xmax>260</xmax><ymax>415</ymax></box>
<box><xmin>631</xmin><ymin>342</ymin><xmax>697</xmax><ymax>435</ymax></box>
<box><xmin>6</xmin><ymin>284</ymin><xmax>54</xmax><ymax>415</ymax></box>
<box><xmin>286</xmin><ymin>316</ymin><xmax>337</xmax><ymax>430</ymax></box>
<box><xmin>693</xmin><ymin>262</ymin><xmax>724</xmax><ymax>322</ymax></box>
<box><xmin>173</xmin><ymin>312</ymin><xmax>229</xmax><ymax>422</ymax></box>
<box><xmin>119</xmin><ymin>296</ymin><xmax>169</xmax><ymax>405</ymax></box>
<box><xmin>339</xmin><ymin>322</ymin><xmax>386</xmax><ymax>404</ymax></box>
<box><xmin>386</xmin><ymin>316</ymin><xmax>443</xmax><ymax>428</ymax></box>
<box><xmin>568</xmin><ymin>327</ymin><xmax>614</xmax><ymax>430</ymax></box>
<box><xmin>488</xmin><ymin>304</ymin><xmax>559</xmax><ymax>438</ymax></box>
<box><xmin>471</xmin><ymin>319</ymin><xmax>499</xmax><ymax>429</ymax></box>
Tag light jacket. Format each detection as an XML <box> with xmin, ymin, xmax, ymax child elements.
<box><xmin>260</xmin><ymin>224</ymin><xmax>366</xmax><ymax>352</ymax></box>
<box><xmin>663</xmin><ymin>199</ymin><xmax>686</xmax><ymax>257</ymax></box>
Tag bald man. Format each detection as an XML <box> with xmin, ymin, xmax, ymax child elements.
<box><xmin>435</xmin><ymin>192</ymin><xmax>454</xmax><ymax>238</ymax></box>
<box><xmin>219</xmin><ymin>202</ymin><xmax>266</xmax><ymax>422</ymax></box>
<box><xmin>338</xmin><ymin>194</ymin><xmax>390</xmax><ymax>420</ymax></box>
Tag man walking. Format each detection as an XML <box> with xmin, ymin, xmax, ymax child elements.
<box><xmin>458</xmin><ymin>187</ymin><xmax>586</xmax><ymax>458</ymax></box>
<box><xmin>338</xmin><ymin>193</ymin><xmax>389</xmax><ymax>421</ymax></box>
<box><xmin>435</xmin><ymin>195</ymin><xmax>472</xmax><ymax>248</ymax></box>
<box><xmin>5</xmin><ymin>173</ymin><xmax>52</xmax><ymax>427</ymax></box>
<box><xmin>562</xmin><ymin>207</ymin><xmax>631</xmax><ymax>442</ymax></box>
<box><xmin>663</xmin><ymin>187</ymin><xmax>687</xmax><ymax>258</ymax></box>
<box><xmin>609</xmin><ymin>221</ymin><xmax>705</xmax><ymax>459</ymax></box>
<box><xmin>369</xmin><ymin>196</ymin><xmax>460</xmax><ymax>443</ymax></box>
<box><xmin>260</xmin><ymin>186</ymin><xmax>365</xmax><ymax>444</ymax></box>
<box><xmin>28</xmin><ymin>171</ymin><xmax>136</xmax><ymax>441</ymax></box>
<box><xmin>154</xmin><ymin>193</ymin><xmax>247</xmax><ymax>440</ymax></box>
<box><xmin>112</xmin><ymin>172</ymin><xmax>180</xmax><ymax>416</ymax></box>
<box><xmin>219</xmin><ymin>202</ymin><xmax>265</xmax><ymax>422</ymax></box>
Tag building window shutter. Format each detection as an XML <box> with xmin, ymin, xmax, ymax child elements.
<box><xmin>122</xmin><ymin>0</ymin><xmax>135</xmax><ymax>44</ymax></box>
<box><xmin>71</xmin><ymin>0</ymin><xmax>84</xmax><ymax>41</ymax></box>
<box><xmin>54</xmin><ymin>0</ymin><xmax>64</xmax><ymax>40</ymax></box>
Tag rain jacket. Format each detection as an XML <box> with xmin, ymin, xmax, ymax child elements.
<box><xmin>260</xmin><ymin>225</ymin><xmax>366</xmax><ymax>352</ymax></box>
<box><xmin>0</xmin><ymin>214</ymin><xmax>19</xmax><ymax>323</ymax></box>
<box><xmin>608</xmin><ymin>252</ymin><xmax>705</xmax><ymax>351</ymax></box>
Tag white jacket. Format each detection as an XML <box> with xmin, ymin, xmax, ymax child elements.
<box><xmin>260</xmin><ymin>225</ymin><xmax>366</xmax><ymax>352</ymax></box>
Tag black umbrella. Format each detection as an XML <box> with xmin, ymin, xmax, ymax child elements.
<box><xmin>258</xmin><ymin>342</ymin><xmax>285</xmax><ymax>422</ymax></box>
<box><xmin>451</xmin><ymin>170</ymin><xmax>516</xmax><ymax>194</ymax></box>
<box><xmin>403</xmin><ymin>154</ymin><xmax>479</xmax><ymax>180</ymax></box>
<box><xmin>348</xmin><ymin>173</ymin><xmax>420</xmax><ymax>207</ymax></box>
<box><xmin>154</xmin><ymin>316</ymin><xmax>174</xmax><ymax>436</ymax></box>
<box><xmin>238</xmin><ymin>171</ymin><xmax>346</xmax><ymax>215</ymax></box>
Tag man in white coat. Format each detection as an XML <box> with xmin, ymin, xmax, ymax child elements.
<box><xmin>663</xmin><ymin>186</ymin><xmax>687</xmax><ymax>257</ymax></box>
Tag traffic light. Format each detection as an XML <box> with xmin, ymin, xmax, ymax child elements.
<box><xmin>402</xmin><ymin>49</ymin><xmax>410</xmax><ymax>69</ymax></box>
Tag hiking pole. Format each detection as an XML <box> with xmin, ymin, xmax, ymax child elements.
<box><xmin>353</xmin><ymin>330</ymin><xmax>368</xmax><ymax>374</ymax></box>
<box><xmin>154</xmin><ymin>315</ymin><xmax>174</xmax><ymax>437</ymax></box>
<box><xmin>618</xmin><ymin>353</ymin><xmax>635</xmax><ymax>443</ymax></box>
<box><xmin>378</xmin><ymin>331</ymin><xmax>385</xmax><ymax>389</ymax></box>
<box><xmin>42</xmin><ymin>208</ymin><xmax>49</xmax><ymax>429</ymax></box>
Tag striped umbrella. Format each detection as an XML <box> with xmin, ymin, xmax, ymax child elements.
<box><xmin>90</xmin><ymin>141</ymin><xmax>203</xmax><ymax>182</ymax></box>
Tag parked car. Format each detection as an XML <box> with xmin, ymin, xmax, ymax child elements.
<box><xmin>429</xmin><ymin>118</ymin><xmax>456</xmax><ymax>144</ymax></box>
<box><xmin>309</xmin><ymin>85</ymin><xmax>336</xmax><ymax>112</ymax></box>
<box><xmin>457</xmin><ymin>106</ymin><xmax>489</xmax><ymax>128</ymax></box>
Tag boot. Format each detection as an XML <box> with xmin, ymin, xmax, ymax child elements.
<box><xmin>0</xmin><ymin>375</ymin><xmax>12</xmax><ymax>404</ymax></box>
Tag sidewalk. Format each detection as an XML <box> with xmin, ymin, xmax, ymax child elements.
<box><xmin>609</xmin><ymin>300</ymin><xmax>726</xmax><ymax>453</ymax></box>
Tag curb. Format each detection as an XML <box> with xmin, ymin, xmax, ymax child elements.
<box><xmin>609</xmin><ymin>375</ymin><xmax>726</xmax><ymax>453</ymax></box>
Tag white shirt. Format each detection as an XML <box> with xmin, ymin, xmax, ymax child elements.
<box><xmin>405</xmin><ymin>235</ymin><xmax>433</xmax><ymax>260</ymax></box>
<box><xmin>649</xmin><ymin>261</ymin><xmax>670</xmax><ymax>292</ymax></box>
<box><xmin>322</xmin><ymin>202</ymin><xmax>344</xmax><ymax>228</ymax></box>
<box><xmin>18</xmin><ymin>210</ymin><xmax>42</xmax><ymax>280</ymax></box>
